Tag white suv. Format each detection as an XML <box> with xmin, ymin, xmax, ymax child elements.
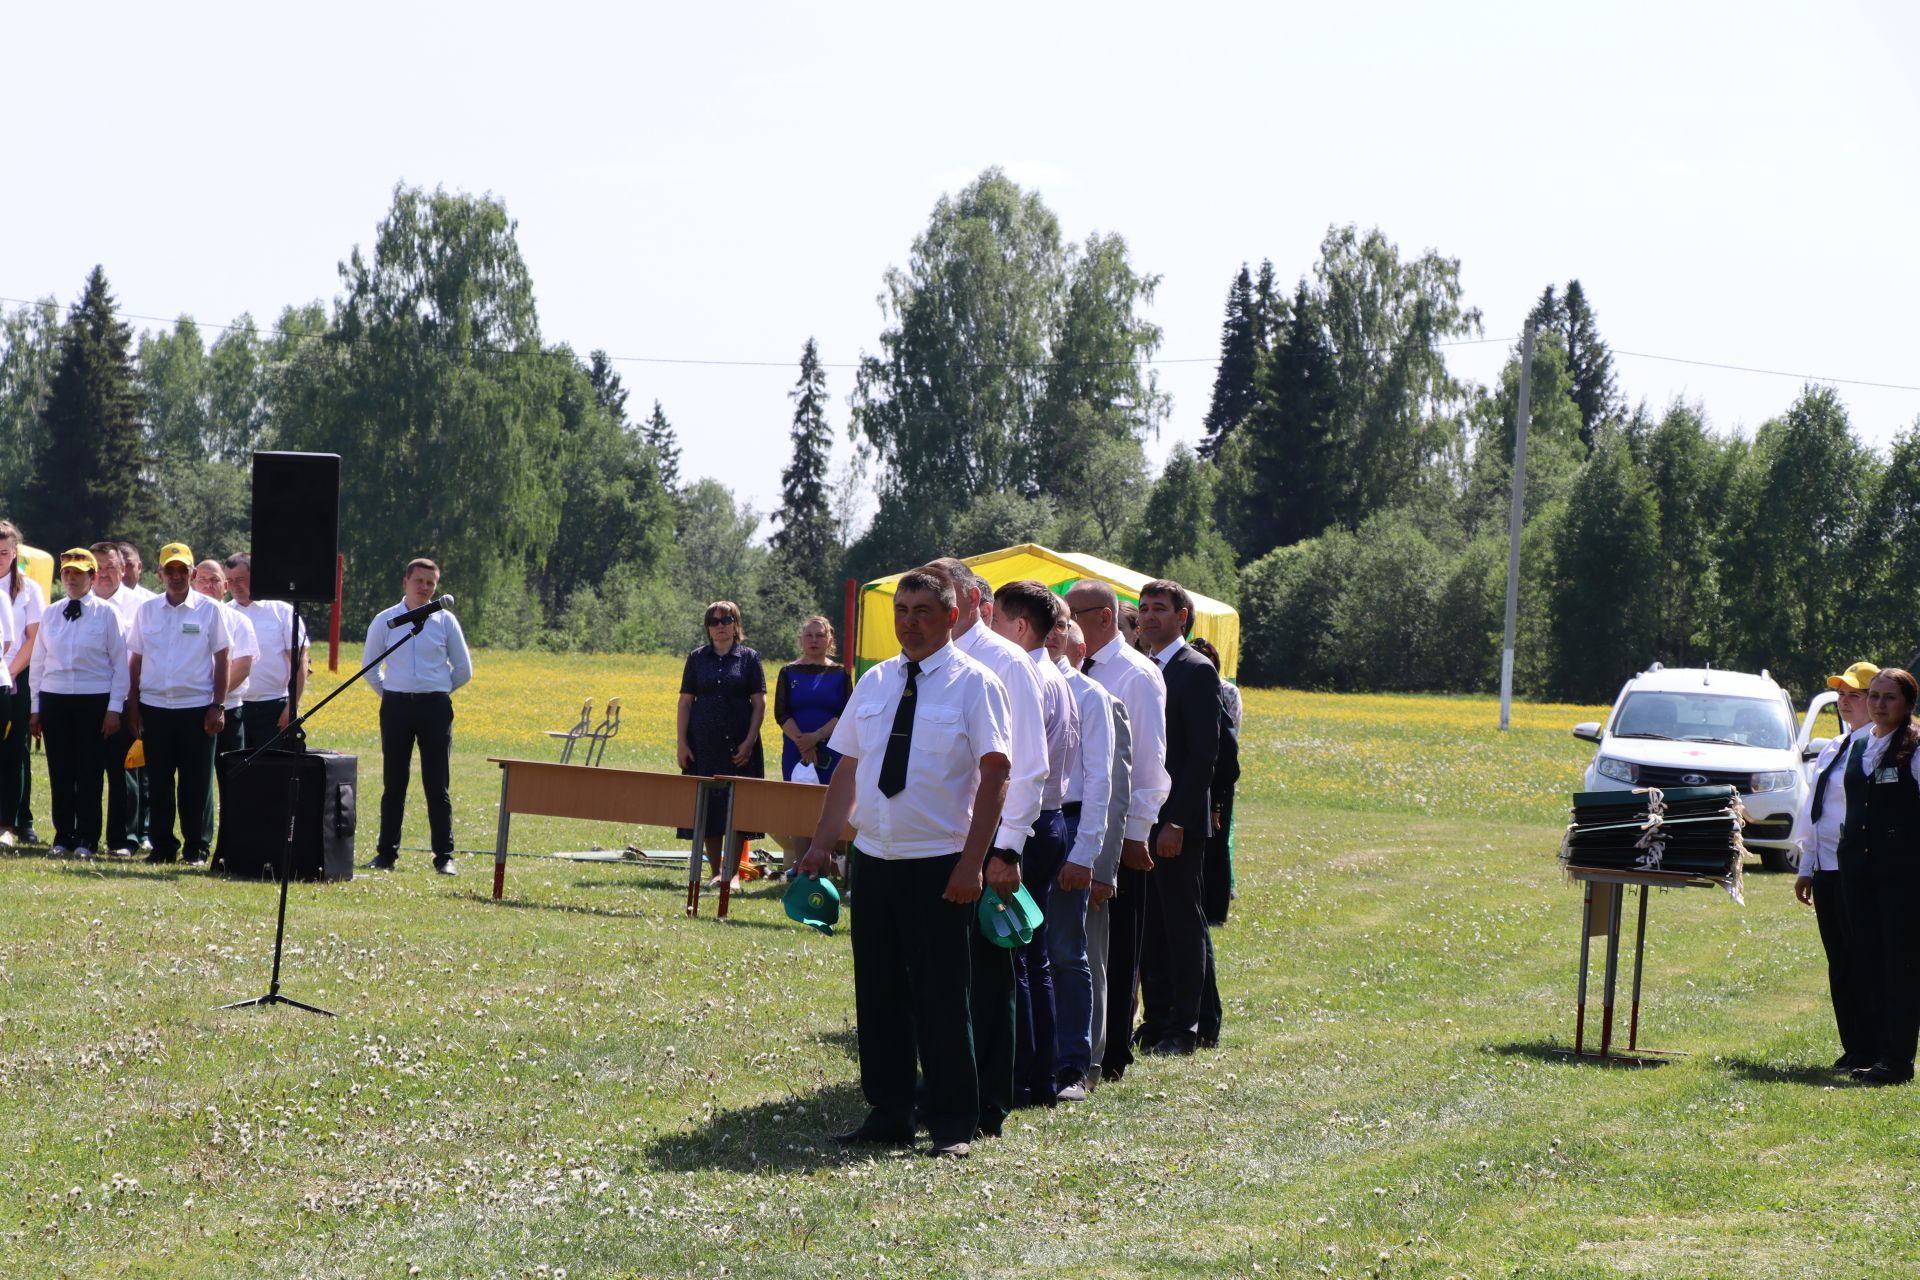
<box><xmin>1572</xmin><ymin>665</ymin><xmax>1828</xmax><ymax>873</ymax></box>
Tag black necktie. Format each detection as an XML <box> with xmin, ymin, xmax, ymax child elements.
<box><xmin>63</xmin><ymin>599</ymin><xmax>82</xmax><ymax>621</ymax></box>
<box><xmin>877</xmin><ymin>659</ymin><xmax>922</xmax><ymax>798</ymax></box>
<box><xmin>1082</xmin><ymin>657</ymin><xmax>1096</xmax><ymax>679</ymax></box>
<box><xmin>1810</xmin><ymin>735</ymin><xmax>1857</xmax><ymax>824</ymax></box>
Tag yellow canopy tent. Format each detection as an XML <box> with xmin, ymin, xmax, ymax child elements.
<box><xmin>855</xmin><ymin>543</ymin><xmax>1240</xmax><ymax>680</ymax></box>
<box><xmin>20</xmin><ymin>545</ymin><xmax>53</xmax><ymax>599</ymax></box>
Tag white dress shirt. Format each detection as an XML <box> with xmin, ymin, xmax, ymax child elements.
<box><xmin>1084</xmin><ymin>633</ymin><xmax>1169</xmax><ymax>842</ymax></box>
<box><xmin>98</xmin><ymin>585</ymin><xmax>138</xmax><ymax>631</ymax></box>
<box><xmin>1028</xmin><ymin>645</ymin><xmax>1077</xmax><ymax>811</ymax></box>
<box><xmin>9</xmin><ymin>575</ymin><xmax>45</xmax><ymax>671</ymax></box>
<box><xmin>826</xmin><ymin>640</ymin><xmax>1013</xmax><ymax>860</ymax></box>
<box><xmin>219</xmin><ymin>602</ymin><xmax>259</xmax><ymax>709</ymax></box>
<box><xmin>31</xmin><ymin>591</ymin><xmax>129</xmax><ymax>712</ymax></box>
<box><xmin>236</xmin><ymin>598</ymin><xmax>303</xmax><ymax>702</ymax></box>
<box><xmin>1793</xmin><ymin>725</ymin><xmax>1865</xmax><ymax>875</ymax></box>
<box><xmin>0</xmin><ymin>582</ymin><xmax>16</xmax><ymax>691</ymax></box>
<box><xmin>364</xmin><ymin>604</ymin><xmax>473</xmax><ymax>695</ymax></box>
<box><xmin>1152</xmin><ymin>634</ymin><xmax>1188</xmax><ymax>670</ymax></box>
<box><xmin>128</xmin><ymin>591</ymin><xmax>232</xmax><ymax>708</ymax></box>
<box><xmin>1059</xmin><ymin>660</ymin><xmax>1116</xmax><ymax>871</ymax></box>
<box><xmin>954</xmin><ymin>621</ymin><xmax>1050</xmax><ymax>851</ymax></box>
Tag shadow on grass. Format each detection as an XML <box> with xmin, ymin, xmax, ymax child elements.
<box><xmin>1488</xmin><ymin>1039</ymin><xmax>1674</xmax><ymax>1069</ymax></box>
<box><xmin>474</xmin><ymin>891</ymin><xmax>801</xmax><ymax>932</ymax></box>
<box><xmin>815</xmin><ymin>1026</ymin><xmax>859</xmax><ymax>1060</ymax></box>
<box><xmin>644</xmin><ymin>1081</ymin><xmax>898</xmax><ymax>1173</ymax></box>
<box><xmin>1723</xmin><ymin>1055</ymin><xmax>1844</xmax><ymax>1086</ymax></box>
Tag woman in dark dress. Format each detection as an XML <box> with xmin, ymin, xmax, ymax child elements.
<box><xmin>675</xmin><ymin>600</ymin><xmax>766</xmax><ymax>889</ymax></box>
<box><xmin>772</xmin><ymin>615</ymin><xmax>853</xmax><ymax>868</ymax></box>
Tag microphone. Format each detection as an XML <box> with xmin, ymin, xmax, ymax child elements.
<box><xmin>388</xmin><ymin>594</ymin><xmax>455</xmax><ymax>629</ymax></box>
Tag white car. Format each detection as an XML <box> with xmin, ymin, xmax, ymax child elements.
<box><xmin>1572</xmin><ymin>665</ymin><xmax>1832</xmax><ymax>873</ymax></box>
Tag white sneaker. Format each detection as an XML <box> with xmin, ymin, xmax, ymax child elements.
<box><xmin>111</xmin><ymin>847</ymin><xmax>134</xmax><ymax>859</ymax></box>
<box><xmin>0</xmin><ymin>830</ymin><xmax>16</xmax><ymax>848</ymax></box>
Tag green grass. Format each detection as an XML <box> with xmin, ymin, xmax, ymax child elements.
<box><xmin>0</xmin><ymin>653</ymin><xmax>1907</xmax><ymax>1278</ymax></box>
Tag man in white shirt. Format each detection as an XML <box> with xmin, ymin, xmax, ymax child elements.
<box><xmin>930</xmin><ymin>558</ymin><xmax>1049</xmax><ymax>1136</ymax></box>
<box><xmin>796</xmin><ymin>567</ymin><xmax>1014</xmax><ymax>1160</ymax></box>
<box><xmin>224</xmin><ymin>553</ymin><xmax>307</xmax><ymax>748</ymax></box>
<box><xmin>117</xmin><ymin>543</ymin><xmax>158</xmax><ymax>612</ymax></box>
<box><xmin>126</xmin><ymin>542</ymin><xmax>231</xmax><ymax>867</ymax></box>
<box><xmin>366</xmin><ymin>558</ymin><xmax>474</xmax><ymax>875</ymax></box>
<box><xmin>1045</xmin><ymin>610</ymin><xmax>1129</xmax><ymax>1100</ymax></box>
<box><xmin>1792</xmin><ymin>661</ymin><xmax>1877</xmax><ymax>1072</ymax></box>
<box><xmin>193</xmin><ymin>561</ymin><xmax>257</xmax><ymax>753</ymax></box>
<box><xmin>91</xmin><ymin>541</ymin><xmax>147</xmax><ymax>853</ymax></box>
<box><xmin>1065</xmin><ymin>577</ymin><xmax>1169</xmax><ymax>1083</ymax></box>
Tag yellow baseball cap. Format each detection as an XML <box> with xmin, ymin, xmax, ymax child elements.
<box><xmin>1828</xmin><ymin>662</ymin><xmax>1881</xmax><ymax>691</ymax></box>
<box><xmin>59</xmin><ymin>548</ymin><xmax>98</xmax><ymax>573</ymax></box>
<box><xmin>158</xmin><ymin>542</ymin><xmax>194</xmax><ymax>570</ymax></box>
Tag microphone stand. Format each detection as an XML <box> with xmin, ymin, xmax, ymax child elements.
<box><xmin>219</xmin><ymin>611</ymin><xmax>432</xmax><ymax>1017</ymax></box>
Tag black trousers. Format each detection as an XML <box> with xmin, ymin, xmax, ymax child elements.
<box><xmin>1140</xmin><ymin>822</ymin><xmax>1211</xmax><ymax>1048</ymax></box>
<box><xmin>200</xmin><ymin>709</ymin><xmax>247</xmax><ymax>841</ymax></box>
<box><xmin>1</xmin><ymin>672</ymin><xmax>32</xmax><ymax>830</ymax></box>
<box><xmin>1013</xmin><ymin>810</ymin><xmax>1068</xmax><ymax>1106</ymax></box>
<box><xmin>1812</xmin><ymin>868</ymin><xmax>1872</xmax><ymax>1063</ymax></box>
<box><xmin>971</xmin><ymin>915</ymin><xmax>1017</xmax><ymax>1134</ymax></box>
<box><xmin>140</xmin><ymin>704</ymin><xmax>217</xmax><ymax>859</ymax></box>
<box><xmin>104</xmin><ymin>722</ymin><xmax>136</xmax><ymax>850</ymax></box>
<box><xmin>378</xmin><ymin>692</ymin><xmax>454</xmax><ymax>857</ymax></box>
<box><xmin>1839</xmin><ymin>852</ymin><xmax>1920</xmax><ymax>1071</ymax></box>
<box><xmin>240</xmin><ymin>698</ymin><xmax>288</xmax><ymax>751</ymax></box>
<box><xmin>850</xmin><ymin>850</ymin><xmax>978</xmax><ymax>1145</ymax></box>
<box><xmin>1101</xmin><ymin>862</ymin><xmax>1148</xmax><ymax>1079</ymax></box>
<box><xmin>1204</xmin><ymin>789</ymin><xmax>1236</xmax><ymax>925</ymax></box>
<box><xmin>40</xmin><ymin>692</ymin><xmax>109</xmax><ymax>849</ymax></box>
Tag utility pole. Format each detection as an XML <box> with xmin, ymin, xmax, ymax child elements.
<box><xmin>1500</xmin><ymin>324</ymin><xmax>1535</xmax><ymax>731</ymax></box>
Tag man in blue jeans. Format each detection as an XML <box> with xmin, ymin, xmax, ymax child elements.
<box><xmin>1047</xmin><ymin>612</ymin><xmax>1130</xmax><ymax>1099</ymax></box>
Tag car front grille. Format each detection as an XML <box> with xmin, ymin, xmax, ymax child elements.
<box><xmin>1635</xmin><ymin>765</ymin><xmax>1757</xmax><ymax>792</ymax></box>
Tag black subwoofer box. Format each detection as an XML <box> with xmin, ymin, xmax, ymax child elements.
<box><xmin>214</xmin><ymin>748</ymin><xmax>358</xmax><ymax>881</ymax></box>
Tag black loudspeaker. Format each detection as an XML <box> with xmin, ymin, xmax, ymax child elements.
<box><xmin>213</xmin><ymin>749</ymin><xmax>358</xmax><ymax>882</ymax></box>
<box><xmin>251</xmin><ymin>451</ymin><xmax>340</xmax><ymax>602</ymax></box>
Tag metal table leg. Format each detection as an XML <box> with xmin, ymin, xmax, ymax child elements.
<box><xmin>1576</xmin><ymin>880</ymin><xmax>1594</xmax><ymax>1055</ymax></box>
<box><xmin>1599</xmin><ymin>884</ymin><xmax>1624</xmax><ymax>1057</ymax></box>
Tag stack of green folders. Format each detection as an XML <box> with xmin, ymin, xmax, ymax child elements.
<box><xmin>1559</xmin><ymin>785</ymin><xmax>1747</xmax><ymax>902</ymax></box>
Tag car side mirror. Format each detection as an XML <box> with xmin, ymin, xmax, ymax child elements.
<box><xmin>1572</xmin><ymin>722</ymin><xmax>1602</xmax><ymax>744</ymax></box>
<box><xmin>1802</xmin><ymin>737</ymin><xmax>1831</xmax><ymax>761</ymax></box>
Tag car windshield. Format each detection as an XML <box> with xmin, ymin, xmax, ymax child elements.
<box><xmin>1611</xmin><ymin>691</ymin><xmax>1794</xmax><ymax>750</ymax></box>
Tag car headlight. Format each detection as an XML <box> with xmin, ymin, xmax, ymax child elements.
<box><xmin>1596</xmin><ymin>756</ymin><xmax>1636</xmax><ymax>783</ymax></box>
<box><xmin>1749</xmin><ymin>770</ymin><xmax>1797</xmax><ymax>793</ymax></box>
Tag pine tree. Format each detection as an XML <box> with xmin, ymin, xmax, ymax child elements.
<box><xmin>29</xmin><ymin>267</ymin><xmax>153</xmax><ymax>547</ymax></box>
<box><xmin>1198</xmin><ymin>265</ymin><xmax>1260</xmax><ymax>459</ymax></box>
<box><xmin>772</xmin><ymin>338</ymin><xmax>837</xmax><ymax>600</ymax></box>
<box><xmin>1527</xmin><ymin>279</ymin><xmax>1620</xmax><ymax>450</ymax></box>
<box><xmin>641</xmin><ymin>399</ymin><xmax>681</xmax><ymax>493</ymax></box>
<box><xmin>587</xmin><ymin>350</ymin><xmax>630</xmax><ymax>428</ymax></box>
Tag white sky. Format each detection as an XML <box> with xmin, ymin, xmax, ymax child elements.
<box><xmin>7</xmin><ymin>1</ymin><xmax>1918</xmax><ymax>525</ymax></box>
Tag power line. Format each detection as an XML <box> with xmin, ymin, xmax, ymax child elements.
<box><xmin>5</xmin><ymin>289</ymin><xmax>1918</xmax><ymax>391</ymax></box>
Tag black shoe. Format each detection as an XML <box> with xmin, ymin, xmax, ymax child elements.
<box><xmin>183</xmin><ymin>852</ymin><xmax>208</xmax><ymax>868</ymax></box>
<box><xmin>1147</xmin><ymin>1035</ymin><xmax>1197</xmax><ymax>1057</ymax></box>
<box><xmin>1852</xmin><ymin>1061</ymin><xmax>1915</xmax><ymax>1086</ymax></box>
<box><xmin>368</xmin><ymin>852</ymin><xmax>398</xmax><ymax>871</ymax></box>
<box><xmin>833</xmin><ymin>1122</ymin><xmax>913</xmax><ymax>1147</ymax></box>
<box><xmin>143</xmin><ymin>851</ymin><xmax>176</xmax><ymax>865</ymax></box>
<box><xmin>433</xmin><ymin>855</ymin><xmax>458</xmax><ymax>876</ymax></box>
<box><xmin>1834</xmin><ymin>1053</ymin><xmax>1871</xmax><ymax>1072</ymax></box>
<box><xmin>1198</xmin><ymin>1033</ymin><xmax>1220</xmax><ymax>1050</ymax></box>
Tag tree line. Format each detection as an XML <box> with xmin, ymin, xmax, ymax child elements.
<box><xmin>1</xmin><ymin>171</ymin><xmax>1909</xmax><ymax>696</ymax></box>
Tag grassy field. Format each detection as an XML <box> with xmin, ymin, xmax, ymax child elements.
<box><xmin>1</xmin><ymin>650</ymin><xmax>1909</xmax><ymax>1278</ymax></box>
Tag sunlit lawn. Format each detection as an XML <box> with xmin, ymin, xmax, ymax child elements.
<box><xmin>2</xmin><ymin>652</ymin><xmax>1910</xmax><ymax>1278</ymax></box>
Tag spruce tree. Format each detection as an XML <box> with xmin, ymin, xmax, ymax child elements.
<box><xmin>30</xmin><ymin>266</ymin><xmax>153</xmax><ymax>547</ymax></box>
<box><xmin>587</xmin><ymin>349</ymin><xmax>630</xmax><ymax>428</ymax></box>
<box><xmin>641</xmin><ymin>399</ymin><xmax>682</xmax><ymax>493</ymax></box>
<box><xmin>1199</xmin><ymin>265</ymin><xmax>1260</xmax><ymax>459</ymax></box>
<box><xmin>1527</xmin><ymin>279</ymin><xmax>1620</xmax><ymax>450</ymax></box>
<box><xmin>771</xmin><ymin>338</ymin><xmax>836</xmax><ymax>601</ymax></box>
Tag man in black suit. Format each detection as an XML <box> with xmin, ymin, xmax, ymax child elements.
<box><xmin>1133</xmin><ymin>579</ymin><xmax>1220</xmax><ymax>1056</ymax></box>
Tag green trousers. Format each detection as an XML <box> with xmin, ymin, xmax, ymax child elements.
<box><xmin>851</xmin><ymin>849</ymin><xmax>979</xmax><ymax>1145</ymax></box>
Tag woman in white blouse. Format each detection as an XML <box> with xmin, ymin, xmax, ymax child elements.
<box><xmin>0</xmin><ymin>522</ymin><xmax>46</xmax><ymax>846</ymax></box>
<box><xmin>28</xmin><ymin>549</ymin><xmax>127</xmax><ymax>858</ymax></box>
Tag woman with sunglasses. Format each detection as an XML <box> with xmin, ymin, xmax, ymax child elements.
<box><xmin>676</xmin><ymin>600</ymin><xmax>766</xmax><ymax>888</ymax></box>
<box><xmin>28</xmin><ymin>549</ymin><xmax>128</xmax><ymax>858</ymax></box>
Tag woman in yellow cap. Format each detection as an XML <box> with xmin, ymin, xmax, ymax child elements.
<box><xmin>28</xmin><ymin>550</ymin><xmax>128</xmax><ymax>858</ymax></box>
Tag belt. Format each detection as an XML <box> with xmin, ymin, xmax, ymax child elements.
<box><xmin>384</xmin><ymin>689</ymin><xmax>451</xmax><ymax>699</ymax></box>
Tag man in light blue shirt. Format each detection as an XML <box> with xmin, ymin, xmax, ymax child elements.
<box><xmin>365</xmin><ymin>558</ymin><xmax>472</xmax><ymax>874</ymax></box>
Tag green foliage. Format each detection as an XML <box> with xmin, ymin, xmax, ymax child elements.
<box><xmin>0</xmin><ymin>296</ymin><xmax>63</xmax><ymax>519</ymax></box>
<box><xmin>1125</xmin><ymin>444</ymin><xmax>1236</xmax><ymax>603</ymax></box>
<box><xmin>1237</xmin><ymin>529</ymin><xmax>1353</xmax><ymax>687</ymax></box>
<box><xmin>1528</xmin><ymin>280</ymin><xmax>1621</xmax><ymax>449</ymax></box>
<box><xmin>1198</xmin><ymin>264</ymin><xmax>1260</xmax><ymax>459</ymax></box>
<box><xmin>771</xmin><ymin>338</ymin><xmax>838</xmax><ymax>606</ymax></box>
<box><xmin>27</xmin><ymin>267</ymin><xmax>154</xmax><ymax>550</ymax></box>
<box><xmin>1548</xmin><ymin>436</ymin><xmax>1662</xmax><ymax>701</ymax></box>
<box><xmin>640</xmin><ymin>399</ymin><xmax>681</xmax><ymax>495</ymax></box>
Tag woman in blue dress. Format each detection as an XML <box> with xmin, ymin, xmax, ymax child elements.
<box><xmin>772</xmin><ymin>616</ymin><xmax>853</xmax><ymax>869</ymax></box>
<box><xmin>676</xmin><ymin>600</ymin><xmax>766</xmax><ymax>889</ymax></box>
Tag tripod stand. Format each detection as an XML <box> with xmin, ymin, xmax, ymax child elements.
<box><xmin>219</xmin><ymin>614</ymin><xmax>432</xmax><ymax>1017</ymax></box>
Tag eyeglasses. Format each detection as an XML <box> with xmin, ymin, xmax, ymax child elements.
<box><xmin>706</xmin><ymin>614</ymin><xmax>736</xmax><ymax>625</ymax></box>
<box><xmin>1070</xmin><ymin>606</ymin><xmax>1109</xmax><ymax>618</ymax></box>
